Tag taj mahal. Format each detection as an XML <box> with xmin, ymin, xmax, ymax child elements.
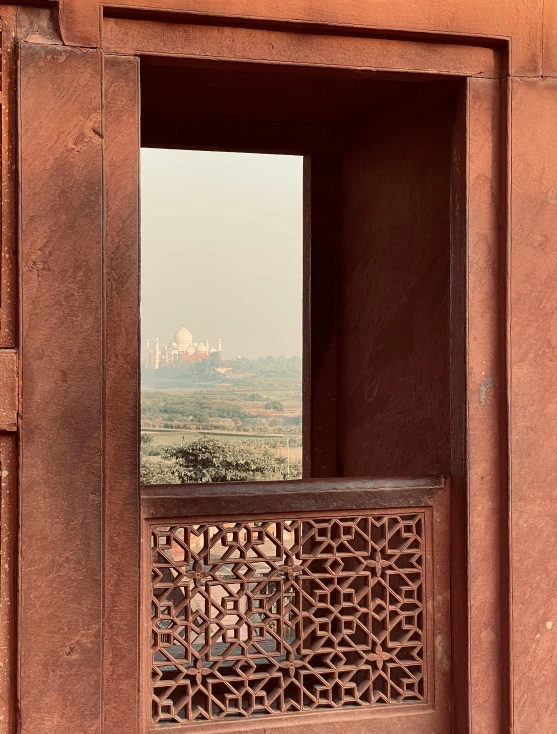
<box><xmin>144</xmin><ymin>325</ymin><xmax>223</xmax><ymax>369</ymax></box>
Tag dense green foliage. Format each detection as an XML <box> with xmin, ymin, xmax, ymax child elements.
<box><xmin>141</xmin><ymin>436</ymin><xmax>301</xmax><ymax>484</ymax></box>
<box><xmin>165</xmin><ymin>437</ymin><xmax>297</xmax><ymax>483</ymax></box>
<box><xmin>140</xmin><ymin>457</ymin><xmax>176</xmax><ymax>484</ymax></box>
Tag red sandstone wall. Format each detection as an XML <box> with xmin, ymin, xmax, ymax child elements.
<box><xmin>8</xmin><ymin>2</ymin><xmax>557</xmax><ymax>734</ymax></box>
<box><xmin>337</xmin><ymin>94</ymin><xmax>453</xmax><ymax>477</ymax></box>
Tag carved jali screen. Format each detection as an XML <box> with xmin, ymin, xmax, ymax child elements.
<box><xmin>150</xmin><ymin>513</ymin><xmax>427</xmax><ymax>725</ymax></box>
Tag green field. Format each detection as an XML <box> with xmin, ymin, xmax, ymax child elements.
<box><xmin>141</xmin><ymin>357</ymin><xmax>302</xmax><ymax>440</ymax></box>
<box><xmin>141</xmin><ymin>356</ymin><xmax>303</xmax><ymax>482</ymax></box>
<box><xmin>141</xmin><ymin>428</ymin><xmax>303</xmax><ymax>464</ymax></box>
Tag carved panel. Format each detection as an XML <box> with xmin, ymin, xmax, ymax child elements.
<box><xmin>150</xmin><ymin>512</ymin><xmax>427</xmax><ymax>725</ymax></box>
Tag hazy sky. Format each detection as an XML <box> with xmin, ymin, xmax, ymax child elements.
<box><xmin>141</xmin><ymin>149</ymin><xmax>303</xmax><ymax>359</ymax></box>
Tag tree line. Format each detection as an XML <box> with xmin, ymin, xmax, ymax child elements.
<box><xmin>141</xmin><ymin>435</ymin><xmax>301</xmax><ymax>484</ymax></box>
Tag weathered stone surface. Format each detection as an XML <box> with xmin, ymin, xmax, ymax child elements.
<box><xmin>510</xmin><ymin>77</ymin><xmax>557</xmax><ymax>734</ymax></box>
<box><xmin>19</xmin><ymin>43</ymin><xmax>103</xmax><ymax>734</ymax></box>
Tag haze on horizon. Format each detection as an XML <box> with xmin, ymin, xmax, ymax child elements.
<box><xmin>141</xmin><ymin>149</ymin><xmax>303</xmax><ymax>360</ymax></box>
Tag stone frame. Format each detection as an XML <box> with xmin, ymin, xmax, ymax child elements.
<box><xmin>15</xmin><ymin>8</ymin><xmax>512</xmax><ymax>734</ymax></box>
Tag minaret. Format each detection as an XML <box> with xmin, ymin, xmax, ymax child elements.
<box><xmin>155</xmin><ymin>337</ymin><xmax>160</xmax><ymax>370</ymax></box>
<box><xmin>218</xmin><ymin>337</ymin><xmax>223</xmax><ymax>361</ymax></box>
<box><xmin>206</xmin><ymin>339</ymin><xmax>210</xmax><ymax>352</ymax></box>
<box><xmin>145</xmin><ymin>339</ymin><xmax>150</xmax><ymax>368</ymax></box>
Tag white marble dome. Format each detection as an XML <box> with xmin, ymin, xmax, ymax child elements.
<box><xmin>173</xmin><ymin>326</ymin><xmax>192</xmax><ymax>347</ymax></box>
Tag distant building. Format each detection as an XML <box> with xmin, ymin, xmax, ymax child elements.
<box><xmin>145</xmin><ymin>325</ymin><xmax>223</xmax><ymax>369</ymax></box>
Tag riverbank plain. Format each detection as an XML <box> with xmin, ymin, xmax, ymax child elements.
<box><xmin>141</xmin><ymin>357</ymin><xmax>303</xmax><ymax>480</ymax></box>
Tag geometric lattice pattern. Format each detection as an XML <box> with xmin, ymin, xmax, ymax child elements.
<box><xmin>151</xmin><ymin>513</ymin><xmax>425</xmax><ymax>725</ymax></box>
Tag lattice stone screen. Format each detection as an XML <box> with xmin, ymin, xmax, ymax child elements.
<box><xmin>150</xmin><ymin>512</ymin><xmax>426</xmax><ymax>725</ymax></box>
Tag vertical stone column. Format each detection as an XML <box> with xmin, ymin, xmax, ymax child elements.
<box><xmin>19</xmin><ymin>42</ymin><xmax>104</xmax><ymax>733</ymax></box>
